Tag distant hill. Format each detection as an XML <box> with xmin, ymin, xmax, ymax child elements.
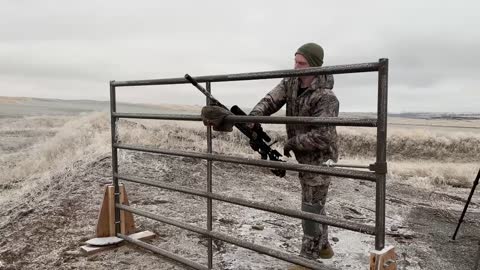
<box><xmin>389</xmin><ymin>112</ymin><xmax>480</xmax><ymax>120</ymax></box>
<box><xmin>1</xmin><ymin>96</ymin><xmax>479</xmax><ymax>120</ymax></box>
<box><xmin>0</xmin><ymin>96</ymin><xmax>204</xmax><ymax>117</ymax></box>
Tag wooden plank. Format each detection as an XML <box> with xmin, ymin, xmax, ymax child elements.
<box><xmin>81</xmin><ymin>230</ymin><xmax>156</xmax><ymax>255</ymax></box>
<box><xmin>96</xmin><ymin>184</ymin><xmax>136</xmax><ymax>237</ymax></box>
<box><xmin>120</xmin><ymin>185</ymin><xmax>126</xmax><ymax>234</ymax></box>
<box><xmin>370</xmin><ymin>246</ymin><xmax>397</xmax><ymax>270</ymax></box>
<box><xmin>96</xmin><ymin>185</ymin><xmax>112</xmax><ymax>237</ymax></box>
<box><xmin>107</xmin><ymin>185</ymin><xmax>115</xmax><ymax>236</ymax></box>
<box><xmin>120</xmin><ymin>184</ymin><xmax>136</xmax><ymax>235</ymax></box>
<box><xmin>80</xmin><ymin>244</ymin><xmax>117</xmax><ymax>255</ymax></box>
<box><xmin>86</xmin><ymin>236</ymin><xmax>123</xmax><ymax>246</ymax></box>
<box><xmin>129</xmin><ymin>230</ymin><xmax>156</xmax><ymax>241</ymax></box>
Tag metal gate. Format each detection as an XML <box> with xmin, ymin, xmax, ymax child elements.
<box><xmin>108</xmin><ymin>59</ymin><xmax>388</xmax><ymax>269</ymax></box>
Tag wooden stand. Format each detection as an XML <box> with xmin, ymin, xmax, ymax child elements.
<box><xmin>370</xmin><ymin>246</ymin><xmax>397</xmax><ymax>270</ymax></box>
<box><xmin>80</xmin><ymin>184</ymin><xmax>155</xmax><ymax>254</ymax></box>
<box><xmin>96</xmin><ymin>184</ymin><xmax>135</xmax><ymax>237</ymax></box>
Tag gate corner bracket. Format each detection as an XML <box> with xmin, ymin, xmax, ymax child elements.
<box><xmin>369</xmin><ymin>162</ymin><xmax>388</xmax><ymax>174</ymax></box>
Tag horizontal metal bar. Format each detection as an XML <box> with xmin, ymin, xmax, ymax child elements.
<box><xmin>117</xmin><ymin>204</ymin><xmax>337</xmax><ymax>270</ymax></box>
<box><xmin>116</xmin><ymin>173</ymin><xmax>375</xmax><ymax>234</ymax></box>
<box><xmin>115</xmin><ymin>144</ymin><xmax>377</xmax><ymax>181</ymax></box>
<box><xmin>112</xmin><ymin>62</ymin><xmax>380</xmax><ymax>87</ymax></box>
<box><xmin>113</xmin><ymin>112</ymin><xmax>377</xmax><ymax>127</ymax></box>
<box><xmin>327</xmin><ymin>163</ymin><xmax>371</xmax><ymax>169</ymax></box>
<box><xmin>117</xmin><ymin>233</ymin><xmax>208</xmax><ymax>270</ymax></box>
<box><xmin>225</xmin><ymin>115</ymin><xmax>377</xmax><ymax>127</ymax></box>
<box><xmin>113</xmin><ymin>112</ymin><xmax>202</xmax><ymax>121</ymax></box>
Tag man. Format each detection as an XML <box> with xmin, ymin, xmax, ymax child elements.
<box><xmin>249</xmin><ymin>42</ymin><xmax>339</xmax><ymax>261</ymax></box>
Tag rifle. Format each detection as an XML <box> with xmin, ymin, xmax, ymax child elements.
<box><xmin>452</xmin><ymin>168</ymin><xmax>480</xmax><ymax>240</ymax></box>
<box><xmin>185</xmin><ymin>74</ymin><xmax>286</xmax><ymax>177</ymax></box>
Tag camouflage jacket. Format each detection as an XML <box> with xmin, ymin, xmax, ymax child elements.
<box><xmin>249</xmin><ymin>74</ymin><xmax>339</xmax><ymax>164</ymax></box>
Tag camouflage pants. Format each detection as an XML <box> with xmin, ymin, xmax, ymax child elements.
<box><xmin>299</xmin><ymin>172</ymin><xmax>331</xmax><ymax>259</ymax></box>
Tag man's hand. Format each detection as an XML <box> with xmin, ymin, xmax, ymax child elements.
<box><xmin>283</xmin><ymin>138</ymin><xmax>296</xmax><ymax>158</ymax></box>
<box><xmin>246</xmin><ymin>122</ymin><xmax>260</xmax><ymax>130</ymax></box>
<box><xmin>249</xmin><ymin>139</ymin><xmax>259</xmax><ymax>151</ymax></box>
<box><xmin>246</xmin><ymin>122</ymin><xmax>261</xmax><ymax>151</ymax></box>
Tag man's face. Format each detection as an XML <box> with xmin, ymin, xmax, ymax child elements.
<box><xmin>294</xmin><ymin>54</ymin><xmax>310</xmax><ymax>70</ymax></box>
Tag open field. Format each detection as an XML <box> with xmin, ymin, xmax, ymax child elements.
<box><xmin>0</xmin><ymin>98</ymin><xmax>479</xmax><ymax>269</ymax></box>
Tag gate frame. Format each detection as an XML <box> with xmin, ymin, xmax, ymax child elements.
<box><xmin>108</xmin><ymin>59</ymin><xmax>389</xmax><ymax>270</ymax></box>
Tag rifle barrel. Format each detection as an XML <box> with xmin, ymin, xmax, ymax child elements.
<box><xmin>184</xmin><ymin>74</ymin><xmax>227</xmax><ymax>110</ymax></box>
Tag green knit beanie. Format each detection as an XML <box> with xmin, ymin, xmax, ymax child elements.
<box><xmin>296</xmin><ymin>43</ymin><xmax>324</xmax><ymax>67</ymax></box>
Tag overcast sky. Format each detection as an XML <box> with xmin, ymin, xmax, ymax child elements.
<box><xmin>0</xmin><ymin>1</ymin><xmax>479</xmax><ymax>112</ymax></box>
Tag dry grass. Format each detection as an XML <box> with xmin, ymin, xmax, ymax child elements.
<box><xmin>337</xmin><ymin>126</ymin><xmax>480</xmax><ymax>161</ymax></box>
<box><xmin>0</xmin><ymin>113</ymin><xmax>111</xmax><ymax>204</ymax></box>
<box><xmin>388</xmin><ymin>160</ymin><xmax>478</xmax><ymax>188</ymax></box>
<box><xmin>119</xmin><ymin>119</ymin><xmax>479</xmax><ymax>188</ymax></box>
<box><xmin>2</xmin><ymin>112</ymin><xmax>478</xmax><ymax>202</ymax></box>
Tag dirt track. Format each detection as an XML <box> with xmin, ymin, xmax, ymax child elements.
<box><xmin>1</xmin><ymin>113</ymin><xmax>480</xmax><ymax>269</ymax></box>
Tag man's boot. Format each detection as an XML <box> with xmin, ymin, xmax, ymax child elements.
<box><xmin>318</xmin><ymin>242</ymin><xmax>334</xmax><ymax>259</ymax></box>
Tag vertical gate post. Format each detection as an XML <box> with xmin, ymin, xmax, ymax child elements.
<box><xmin>206</xmin><ymin>81</ymin><xmax>213</xmax><ymax>269</ymax></box>
<box><xmin>110</xmin><ymin>81</ymin><xmax>121</xmax><ymax>235</ymax></box>
<box><xmin>371</xmin><ymin>58</ymin><xmax>395</xmax><ymax>269</ymax></box>
<box><xmin>375</xmin><ymin>58</ymin><xmax>388</xmax><ymax>250</ymax></box>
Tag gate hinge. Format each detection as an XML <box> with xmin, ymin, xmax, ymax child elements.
<box><xmin>369</xmin><ymin>162</ymin><xmax>388</xmax><ymax>174</ymax></box>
